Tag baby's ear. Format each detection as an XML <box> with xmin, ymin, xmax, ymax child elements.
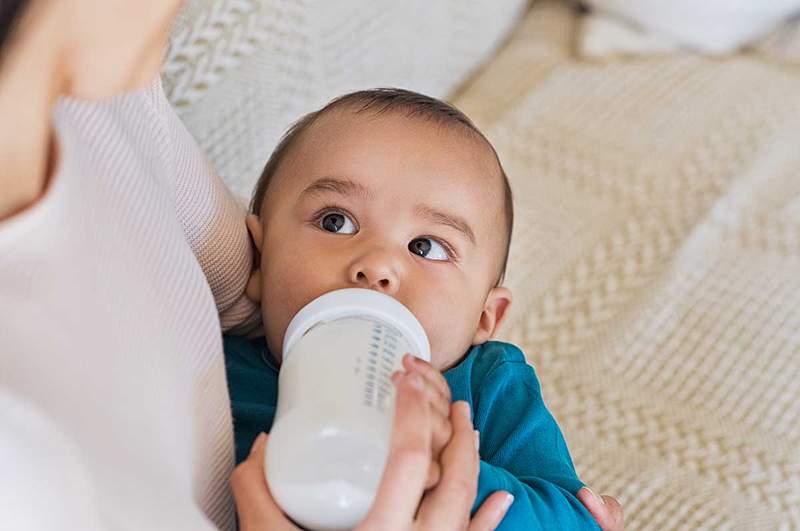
<box><xmin>472</xmin><ymin>286</ymin><xmax>512</xmax><ymax>345</ymax></box>
<box><xmin>246</xmin><ymin>214</ymin><xmax>264</xmax><ymax>253</ymax></box>
<box><xmin>245</xmin><ymin>214</ymin><xmax>264</xmax><ymax>303</ymax></box>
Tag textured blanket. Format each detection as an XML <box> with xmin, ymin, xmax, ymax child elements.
<box><xmin>166</xmin><ymin>1</ymin><xmax>800</xmax><ymax>528</ymax></box>
<box><xmin>454</xmin><ymin>3</ymin><xmax>800</xmax><ymax>529</ymax></box>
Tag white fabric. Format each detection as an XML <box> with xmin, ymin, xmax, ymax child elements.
<box><xmin>579</xmin><ymin>13</ymin><xmax>680</xmax><ymax>58</ymax></box>
<box><xmin>453</xmin><ymin>2</ymin><xmax>800</xmax><ymax>528</ymax></box>
<box><xmin>0</xmin><ymin>392</ymin><xmax>101</xmax><ymax>530</ymax></box>
<box><xmin>163</xmin><ymin>0</ymin><xmax>529</xmax><ymax>198</ymax></box>
<box><xmin>0</xmin><ymin>78</ymin><xmax>254</xmax><ymax>530</ymax></box>
<box><xmin>582</xmin><ymin>0</ymin><xmax>800</xmax><ymax>55</ymax></box>
<box><xmin>755</xmin><ymin>14</ymin><xmax>800</xmax><ymax>64</ymax></box>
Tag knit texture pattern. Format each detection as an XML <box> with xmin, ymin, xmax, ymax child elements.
<box><xmin>0</xmin><ymin>78</ymin><xmax>245</xmax><ymax>530</ymax></box>
<box><xmin>163</xmin><ymin>0</ymin><xmax>529</xmax><ymax>199</ymax></box>
<box><xmin>453</xmin><ymin>3</ymin><xmax>800</xmax><ymax>529</ymax></box>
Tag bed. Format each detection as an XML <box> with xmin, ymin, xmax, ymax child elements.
<box><xmin>165</xmin><ymin>2</ymin><xmax>800</xmax><ymax>528</ymax></box>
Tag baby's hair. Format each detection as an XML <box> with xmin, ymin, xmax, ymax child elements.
<box><xmin>250</xmin><ymin>88</ymin><xmax>513</xmax><ymax>286</ymax></box>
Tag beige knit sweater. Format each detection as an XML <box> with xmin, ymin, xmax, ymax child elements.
<box><xmin>0</xmin><ymin>78</ymin><xmax>255</xmax><ymax>530</ymax></box>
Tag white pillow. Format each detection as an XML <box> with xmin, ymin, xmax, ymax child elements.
<box><xmin>583</xmin><ymin>0</ymin><xmax>800</xmax><ymax>54</ymax></box>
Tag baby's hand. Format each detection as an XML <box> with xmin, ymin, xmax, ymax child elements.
<box><xmin>399</xmin><ymin>353</ymin><xmax>454</xmax><ymax>489</ymax></box>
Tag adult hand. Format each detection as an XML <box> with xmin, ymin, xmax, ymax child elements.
<box><xmin>231</xmin><ymin>370</ymin><xmax>513</xmax><ymax>531</ymax></box>
<box><xmin>577</xmin><ymin>487</ymin><xmax>624</xmax><ymax>531</ymax></box>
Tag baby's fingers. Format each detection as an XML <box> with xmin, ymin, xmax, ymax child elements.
<box><xmin>577</xmin><ymin>488</ymin><xmax>624</xmax><ymax>531</ymax></box>
<box><xmin>403</xmin><ymin>354</ymin><xmax>451</xmax><ymax>416</ymax></box>
<box><xmin>427</xmin><ymin>412</ymin><xmax>452</xmax><ymax>489</ymax></box>
<box><xmin>430</xmin><ymin>410</ymin><xmax>453</xmax><ymax>458</ymax></box>
<box><xmin>424</xmin><ymin>461</ymin><xmax>442</xmax><ymax>490</ymax></box>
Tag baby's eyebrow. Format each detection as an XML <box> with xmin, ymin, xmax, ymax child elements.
<box><xmin>300</xmin><ymin>177</ymin><xmax>373</xmax><ymax>201</ymax></box>
<box><xmin>415</xmin><ymin>205</ymin><xmax>476</xmax><ymax>246</ymax></box>
<box><xmin>300</xmin><ymin>176</ymin><xmax>476</xmax><ymax>245</ymax></box>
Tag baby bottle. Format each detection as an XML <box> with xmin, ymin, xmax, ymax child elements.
<box><xmin>264</xmin><ymin>288</ymin><xmax>431</xmax><ymax>531</ymax></box>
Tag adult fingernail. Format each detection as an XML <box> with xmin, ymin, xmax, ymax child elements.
<box><xmin>408</xmin><ymin>372</ymin><xmax>424</xmax><ymax>390</ymax></box>
<box><xmin>501</xmin><ymin>493</ymin><xmax>514</xmax><ymax>513</ymax></box>
<box><xmin>474</xmin><ymin>430</ymin><xmax>480</xmax><ymax>452</ymax></box>
<box><xmin>250</xmin><ymin>432</ymin><xmax>266</xmax><ymax>455</ymax></box>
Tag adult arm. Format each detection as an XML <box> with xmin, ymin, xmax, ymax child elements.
<box><xmin>0</xmin><ymin>0</ymin><xmax>261</xmax><ymax>334</ymax></box>
<box><xmin>162</xmin><ymin>88</ymin><xmax>259</xmax><ymax>332</ymax></box>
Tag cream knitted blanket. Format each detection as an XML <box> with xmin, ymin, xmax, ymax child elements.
<box><xmin>454</xmin><ymin>3</ymin><xmax>800</xmax><ymax>529</ymax></box>
<box><xmin>165</xmin><ymin>1</ymin><xmax>800</xmax><ymax>528</ymax></box>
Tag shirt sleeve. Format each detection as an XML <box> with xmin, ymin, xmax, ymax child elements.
<box><xmin>157</xmin><ymin>77</ymin><xmax>260</xmax><ymax>333</ymax></box>
<box><xmin>470</xmin><ymin>349</ymin><xmax>600</xmax><ymax>530</ymax></box>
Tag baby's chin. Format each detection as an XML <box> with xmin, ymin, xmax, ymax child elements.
<box><xmin>431</xmin><ymin>349</ymin><xmax>468</xmax><ymax>372</ymax></box>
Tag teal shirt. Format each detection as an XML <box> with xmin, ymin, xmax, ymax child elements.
<box><xmin>224</xmin><ymin>335</ymin><xmax>599</xmax><ymax>530</ymax></box>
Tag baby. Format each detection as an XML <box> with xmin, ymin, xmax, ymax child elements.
<box><xmin>224</xmin><ymin>89</ymin><xmax>600</xmax><ymax>529</ymax></box>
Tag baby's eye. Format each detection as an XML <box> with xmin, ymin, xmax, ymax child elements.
<box><xmin>409</xmin><ymin>237</ymin><xmax>449</xmax><ymax>261</ymax></box>
<box><xmin>319</xmin><ymin>211</ymin><xmax>356</xmax><ymax>234</ymax></box>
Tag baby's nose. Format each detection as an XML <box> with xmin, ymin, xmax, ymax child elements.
<box><xmin>354</xmin><ymin>271</ymin><xmax>393</xmax><ymax>292</ymax></box>
<box><xmin>348</xmin><ymin>249</ymin><xmax>399</xmax><ymax>295</ymax></box>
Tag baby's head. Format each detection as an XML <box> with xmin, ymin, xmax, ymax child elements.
<box><xmin>245</xmin><ymin>89</ymin><xmax>513</xmax><ymax>370</ymax></box>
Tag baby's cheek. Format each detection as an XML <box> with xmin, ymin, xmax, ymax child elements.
<box><xmin>260</xmin><ymin>264</ymin><xmax>306</xmax><ymax>351</ymax></box>
<box><xmin>262</xmin><ymin>246</ymin><xmax>320</xmax><ymax>296</ymax></box>
<box><xmin>420</xmin><ymin>311</ymin><xmax>467</xmax><ymax>370</ymax></box>
<box><xmin>432</xmin><ymin>292</ymin><xmax>488</xmax><ymax>369</ymax></box>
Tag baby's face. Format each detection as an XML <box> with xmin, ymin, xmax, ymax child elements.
<box><xmin>250</xmin><ymin>109</ymin><xmax>511</xmax><ymax>370</ymax></box>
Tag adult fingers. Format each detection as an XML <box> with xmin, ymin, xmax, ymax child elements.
<box><xmin>468</xmin><ymin>491</ymin><xmax>515</xmax><ymax>531</ymax></box>
<box><xmin>358</xmin><ymin>371</ymin><xmax>432</xmax><ymax>531</ymax></box>
<box><xmin>415</xmin><ymin>401</ymin><xmax>480</xmax><ymax>530</ymax></box>
<box><xmin>576</xmin><ymin>488</ymin><xmax>624</xmax><ymax>531</ymax></box>
<box><xmin>230</xmin><ymin>433</ymin><xmax>298</xmax><ymax>531</ymax></box>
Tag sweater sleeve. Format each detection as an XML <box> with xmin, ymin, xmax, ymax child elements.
<box><xmin>469</xmin><ymin>346</ymin><xmax>600</xmax><ymax>530</ymax></box>
<box><xmin>155</xmin><ymin>77</ymin><xmax>260</xmax><ymax>333</ymax></box>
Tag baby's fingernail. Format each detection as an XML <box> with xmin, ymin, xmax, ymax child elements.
<box><xmin>391</xmin><ymin>371</ymin><xmax>402</xmax><ymax>385</ymax></box>
<box><xmin>408</xmin><ymin>372</ymin><xmax>424</xmax><ymax>390</ymax></box>
<box><xmin>585</xmin><ymin>487</ymin><xmax>605</xmax><ymax>506</ymax></box>
<box><xmin>474</xmin><ymin>430</ymin><xmax>480</xmax><ymax>452</ymax></box>
<box><xmin>501</xmin><ymin>493</ymin><xmax>515</xmax><ymax>512</ymax></box>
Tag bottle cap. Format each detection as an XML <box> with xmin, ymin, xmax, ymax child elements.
<box><xmin>282</xmin><ymin>288</ymin><xmax>431</xmax><ymax>362</ymax></box>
